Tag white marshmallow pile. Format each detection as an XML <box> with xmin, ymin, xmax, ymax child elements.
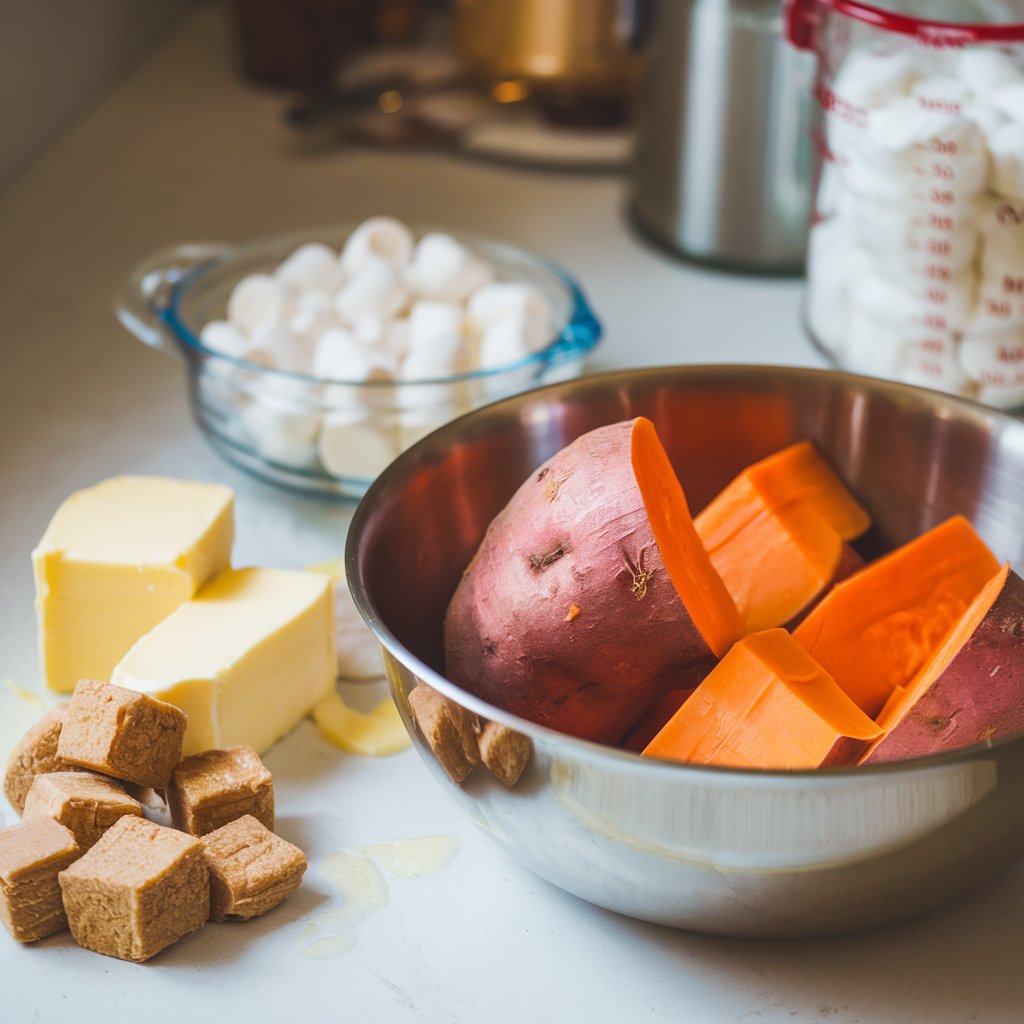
<box><xmin>807</xmin><ymin>44</ymin><xmax>1024</xmax><ymax>406</ymax></box>
<box><xmin>197</xmin><ymin>217</ymin><xmax>555</xmax><ymax>480</ymax></box>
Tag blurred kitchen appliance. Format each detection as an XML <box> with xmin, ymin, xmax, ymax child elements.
<box><xmin>629</xmin><ymin>0</ymin><xmax>814</xmax><ymax>271</ymax></box>
<box><xmin>452</xmin><ymin>0</ymin><xmax>641</xmax><ymax>124</ymax></box>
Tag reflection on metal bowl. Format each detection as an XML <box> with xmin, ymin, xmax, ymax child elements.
<box><xmin>347</xmin><ymin>365</ymin><xmax>1024</xmax><ymax>937</ymax></box>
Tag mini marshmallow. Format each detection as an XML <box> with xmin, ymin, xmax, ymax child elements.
<box><xmin>958</xmin><ymin>332</ymin><xmax>1024</xmax><ymax>387</ymax></box>
<box><xmin>833</xmin><ymin>46</ymin><xmax>920</xmax><ymax>109</ymax></box>
<box><xmin>956</xmin><ymin>48</ymin><xmax>1024</xmax><ymax>99</ymax></box>
<box><xmin>477</xmin><ymin>314</ymin><xmax>549</xmax><ymax>370</ymax></box>
<box><xmin>910</xmin><ymin>76</ymin><xmax>973</xmax><ymax>114</ymax></box>
<box><xmin>333</xmin><ymin>256</ymin><xmax>408</xmax><ymax>324</ymax></box>
<box><xmin>851</xmin><ymin>269</ymin><xmax>974</xmax><ymax>333</ymax></box>
<box><xmin>977</xmin><ymin>380</ymin><xmax>1024</xmax><ymax>408</ymax></box>
<box><xmin>240</xmin><ymin>403</ymin><xmax>321</xmax><ymax>468</ymax></box>
<box><xmin>814</xmin><ymin>162</ymin><xmax>844</xmax><ymax>218</ymax></box>
<box><xmin>466</xmin><ymin>282</ymin><xmax>551</xmax><ymax>332</ymax></box>
<box><xmin>965</xmin><ymin>103</ymin><xmax>1010</xmax><ymax>148</ymax></box>
<box><xmin>312</xmin><ymin>327</ymin><xmax>397</xmax><ymax>382</ymax></box>
<box><xmin>318</xmin><ymin>414</ymin><xmax>399</xmax><ymax>481</ymax></box>
<box><xmin>288</xmin><ymin>301</ymin><xmax>338</xmax><ymax>353</ymax></box>
<box><xmin>849</xmin><ymin>195</ymin><xmax>979</xmax><ymax>278</ymax></box>
<box><xmin>200</xmin><ymin>320</ymin><xmax>249</xmax><ymax>359</ymax></box>
<box><xmin>968</xmin><ymin>271</ymin><xmax>1024</xmax><ymax>333</ymax></box>
<box><xmin>844</xmin><ymin>306</ymin><xmax>909</xmax><ymax>378</ymax></box>
<box><xmin>989</xmin><ymin>121</ymin><xmax>1024</xmax><ymax>199</ymax></box>
<box><xmin>896</xmin><ymin>335</ymin><xmax>968</xmax><ymax>395</ymax></box>
<box><xmin>382</xmin><ymin>319</ymin><xmax>410</xmax><ymax>362</ymax></box>
<box><xmin>862</xmin><ymin>101</ymin><xmax>989</xmax><ymax>198</ymax></box>
<box><xmin>989</xmin><ymin>83</ymin><xmax>1024</xmax><ymax>125</ymax></box>
<box><xmin>404</xmin><ymin>233</ymin><xmax>495</xmax><ymax>303</ymax></box>
<box><xmin>247</xmin><ymin>322</ymin><xmax>309</xmax><ymax>373</ymax></box>
<box><xmin>407</xmin><ymin>300</ymin><xmax>465</xmax><ymax>359</ymax></box>
<box><xmin>976</xmin><ymin>193</ymin><xmax>1024</xmax><ymax>266</ymax></box>
<box><xmin>352</xmin><ymin>310</ymin><xmax>389</xmax><ymax>349</ymax></box>
<box><xmin>841</xmin><ymin>153</ymin><xmax>912</xmax><ymax>202</ymax></box>
<box><xmin>227</xmin><ymin>273</ymin><xmax>289</xmax><ymax>335</ymax></box>
<box><xmin>275</xmin><ymin>242</ymin><xmax>344</xmax><ymax>292</ymax></box>
<box><xmin>340</xmin><ymin>216</ymin><xmax>415</xmax><ymax>272</ymax></box>
<box><xmin>804</xmin><ymin>218</ymin><xmax>864</xmax><ymax>356</ymax></box>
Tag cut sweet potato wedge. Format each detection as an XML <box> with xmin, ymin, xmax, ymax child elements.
<box><xmin>742</xmin><ymin>441</ymin><xmax>871</xmax><ymax>541</ymax></box>
<box><xmin>794</xmin><ymin>516</ymin><xmax>1000</xmax><ymax>718</ymax></box>
<box><xmin>642</xmin><ymin>629</ymin><xmax>881</xmax><ymax>769</ymax></box>
<box><xmin>864</xmin><ymin>564</ymin><xmax>1024</xmax><ymax>762</ymax></box>
<box><xmin>631</xmin><ymin>417</ymin><xmax>745</xmax><ymax>659</ymax></box>
<box><xmin>695</xmin><ymin>442</ymin><xmax>870</xmax><ymax>633</ymax></box>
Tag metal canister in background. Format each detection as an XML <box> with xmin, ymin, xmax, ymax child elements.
<box><xmin>629</xmin><ymin>0</ymin><xmax>814</xmax><ymax>272</ymax></box>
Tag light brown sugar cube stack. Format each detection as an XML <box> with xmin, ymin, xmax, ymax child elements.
<box><xmin>3</xmin><ymin>705</ymin><xmax>72</xmax><ymax>814</ymax></box>
<box><xmin>57</xmin><ymin>679</ymin><xmax>186</xmax><ymax>789</ymax></box>
<box><xmin>201</xmin><ymin>815</ymin><xmax>306</xmax><ymax>922</ymax></box>
<box><xmin>0</xmin><ymin>818</ymin><xmax>81</xmax><ymax>942</ymax></box>
<box><xmin>167</xmin><ymin>745</ymin><xmax>274</xmax><ymax>837</ymax></box>
<box><xmin>59</xmin><ymin>815</ymin><xmax>209</xmax><ymax>962</ymax></box>
<box><xmin>23</xmin><ymin>771</ymin><xmax>142</xmax><ymax>850</ymax></box>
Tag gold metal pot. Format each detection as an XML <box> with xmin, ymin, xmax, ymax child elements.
<box><xmin>452</xmin><ymin>0</ymin><xmax>640</xmax><ymax>97</ymax></box>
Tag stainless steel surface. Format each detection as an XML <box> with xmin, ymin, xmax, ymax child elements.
<box><xmin>348</xmin><ymin>365</ymin><xmax>1024</xmax><ymax>937</ymax></box>
<box><xmin>630</xmin><ymin>0</ymin><xmax>813</xmax><ymax>271</ymax></box>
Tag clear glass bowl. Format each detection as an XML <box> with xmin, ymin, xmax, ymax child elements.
<box><xmin>117</xmin><ymin>225</ymin><xmax>602</xmax><ymax>499</ymax></box>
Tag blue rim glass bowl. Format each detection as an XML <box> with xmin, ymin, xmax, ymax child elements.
<box><xmin>117</xmin><ymin>226</ymin><xmax>602</xmax><ymax>499</ymax></box>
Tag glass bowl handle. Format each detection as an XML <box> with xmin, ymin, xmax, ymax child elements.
<box><xmin>115</xmin><ymin>243</ymin><xmax>226</xmax><ymax>354</ymax></box>
<box><xmin>541</xmin><ymin>275</ymin><xmax>603</xmax><ymax>368</ymax></box>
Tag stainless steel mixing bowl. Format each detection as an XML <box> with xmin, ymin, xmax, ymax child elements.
<box><xmin>346</xmin><ymin>365</ymin><xmax>1024</xmax><ymax>937</ymax></box>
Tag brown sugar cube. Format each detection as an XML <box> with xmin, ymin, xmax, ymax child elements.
<box><xmin>4</xmin><ymin>704</ymin><xmax>73</xmax><ymax>814</ymax></box>
<box><xmin>408</xmin><ymin>682</ymin><xmax>480</xmax><ymax>783</ymax></box>
<box><xmin>167</xmin><ymin>746</ymin><xmax>274</xmax><ymax>837</ymax></box>
<box><xmin>57</xmin><ymin>679</ymin><xmax>186</xmax><ymax>789</ymax></box>
<box><xmin>0</xmin><ymin>818</ymin><xmax>80</xmax><ymax>942</ymax></box>
<box><xmin>478</xmin><ymin>721</ymin><xmax>532</xmax><ymax>788</ymax></box>
<box><xmin>23</xmin><ymin>771</ymin><xmax>142</xmax><ymax>850</ymax></box>
<box><xmin>201</xmin><ymin>815</ymin><xmax>306</xmax><ymax>922</ymax></box>
<box><xmin>59</xmin><ymin>815</ymin><xmax>209</xmax><ymax>962</ymax></box>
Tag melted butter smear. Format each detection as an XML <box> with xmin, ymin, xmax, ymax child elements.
<box><xmin>298</xmin><ymin>836</ymin><xmax>459</xmax><ymax>961</ymax></box>
<box><xmin>0</xmin><ymin>681</ymin><xmax>50</xmax><ymax>776</ymax></box>
<box><xmin>312</xmin><ymin>691</ymin><xmax>411</xmax><ymax>756</ymax></box>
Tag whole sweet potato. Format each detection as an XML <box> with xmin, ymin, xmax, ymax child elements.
<box><xmin>443</xmin><ymin>418</ymin><xmax>742</xmax><ymax>744</ymax></box>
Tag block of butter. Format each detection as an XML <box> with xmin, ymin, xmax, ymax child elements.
<box><xmin>111</xmin><ymin>568</ymin><xmax>336</xmax><ymax>756</ymax></box>
<box><xmin>33</xmin><ymin>477</ymin><xmax>234</xmax><ymax>693</ymax></box>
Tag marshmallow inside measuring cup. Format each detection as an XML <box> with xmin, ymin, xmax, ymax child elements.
<box><xmin>807</xmin><ymin>39</ymin><xmax>1024</xmax><ymax>407</ymax></box>
<box><xmin>204</xmin><ymin>218</ymin><xmax>556</xmax><ymax>481</ymax></box>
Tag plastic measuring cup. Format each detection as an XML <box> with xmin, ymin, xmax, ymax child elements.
<box><xmin>786</xmin><ymin>1</ymin><xmax>1024</xmax><ymax>407</ymax></box>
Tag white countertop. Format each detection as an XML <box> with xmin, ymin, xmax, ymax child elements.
<box><xmin>1</xmin><ymin>7</ymin><xmax>1021</xmax><ymax>1022</ymax></box>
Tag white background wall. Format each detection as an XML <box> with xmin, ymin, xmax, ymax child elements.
<box><xmin>0</xmin><ymin>0</ymin><xmax>194</xmax><ymax>187</ymax></box>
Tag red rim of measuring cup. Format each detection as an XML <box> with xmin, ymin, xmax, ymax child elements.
<box><xmin>786</xmin><ymin>0</ymin><xmax>1024</xmax><ymax>50</ymax></box>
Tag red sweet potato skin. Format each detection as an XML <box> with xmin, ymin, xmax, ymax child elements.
<box><xmin>864</xmin><ymin>569</ymin><xmax>1024</xmax><ymax>763</ymax></box>
<box><xmin>443</xmin><ymin>420</ymin><xmax>716</xmax><ymax>745</ymax></box>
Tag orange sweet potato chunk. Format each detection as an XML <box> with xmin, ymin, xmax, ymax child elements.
<box><xmin>695</xmin><ymin>441</ymin><xmax>870</xmax><ymax>633</ymax></box>
<box><xmin>642</xmin><ymin>629</ymin><xmax>881</xmax><ymax>770</ymax></box>
<box><xmin>793</xmin><ymin>516</ymin><xmax>999</xmax><ymax>718</ymax></box>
